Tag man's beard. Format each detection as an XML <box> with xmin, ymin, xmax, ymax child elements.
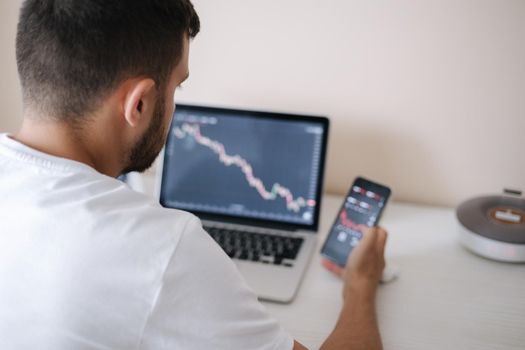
<box><xmin>121</xmin><ymin>95</ymin><xmax>168</xmax><ymax>174</ymax></box>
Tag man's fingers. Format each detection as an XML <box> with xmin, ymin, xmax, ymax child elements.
<box><xmin>376</xmin><ymin>226</ymin><xmax>388</xmax><ymax>256</ymax></box>
<box><xmin>322</xmin><ymin>226</ymin><xmax>389</xmax><ymax>279</ymax></box>
<box><xmin>359</xmin><ymin>225</ymin><xmax>387</xmax><ymax>251</ymax></box>
<box><xmin>321</xmin><ymin>258</ymin><xmax>344</xmax><ymax>277</ymax></box>
<box><xmin>357</xmin><ymin>225</ymin><xmax>377</xmax><ymax>250</ymax></box>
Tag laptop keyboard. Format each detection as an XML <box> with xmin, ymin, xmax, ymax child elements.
<box><xmin>204</xmin><ymin>226</ymin><xmax>304</xmax><ymax>267</ymax></box>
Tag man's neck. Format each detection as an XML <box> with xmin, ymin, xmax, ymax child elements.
<box><xmin>13</xmin><ymin>116</ymin><xmax>122</xmax><ymax>177</ymax></box>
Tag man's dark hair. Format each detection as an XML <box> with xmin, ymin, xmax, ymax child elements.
<box><xmin>16</xmin><ymin>0</ymin><xmax>199</xmax><ymax>125</ymax></box>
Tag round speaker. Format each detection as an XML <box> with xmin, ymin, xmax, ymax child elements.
<box><xmin>456</xmin><ymin>192</ymin><xmax>525</xmax><ymax>263</ymax></box>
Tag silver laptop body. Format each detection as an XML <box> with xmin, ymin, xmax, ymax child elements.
<box><xmin>157</xmin><ymin>104</ymin><xmax>329</xmax><ymax>303</ymax></box>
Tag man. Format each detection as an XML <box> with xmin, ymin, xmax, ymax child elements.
<box><xmin>0</xmin><ymin>1</ymin><xmax>387</xmax><ymax>349</ymax></box>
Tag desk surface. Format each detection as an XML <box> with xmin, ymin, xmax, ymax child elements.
<box><xmin>141</xmin><ymin>174</ymin><xmax>525</xmax><ymax>350</ymax></box>
<box><xmin>262</xmin><ymin>195</ymin><xmax>525</xmax><ymax>350</ymax></box>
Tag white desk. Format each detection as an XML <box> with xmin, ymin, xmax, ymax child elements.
<box><xmin>141</xmin><ymin>173</ymin><xmax>525</xmax><ymax>350</ymax></box>
<box><xmin>262</xmin><ymin>195</ymin><xmax>525</xmax><ymax>350</ymax></box>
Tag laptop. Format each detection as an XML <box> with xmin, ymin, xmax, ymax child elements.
<box><xmin>157</xmin><ymin>104</ymin><xmax>329</xmax><ymax>303</ymax></box>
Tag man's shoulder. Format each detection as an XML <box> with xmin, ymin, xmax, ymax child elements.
<box><xmin>84</xmin><ymin>175</ymin><xmax>199</xmax><ymax>234</ymax></box>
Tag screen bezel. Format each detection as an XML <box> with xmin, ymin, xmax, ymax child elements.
<box><xmin>159</xmin><ymin>104</ymin><xmax>330</xmax><ymax>232</ymax></box>
<box><xmin>320</xmin><ymin>176</ymin><xmax>391</xmax><ymax>266</ymax></box>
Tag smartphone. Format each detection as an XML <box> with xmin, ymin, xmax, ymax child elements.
<box><xmin>321</xmin><ymin>176</ymin><xmax>391</xmax><ymax>267</ymax></box>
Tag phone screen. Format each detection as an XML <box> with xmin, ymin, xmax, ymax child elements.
<box><xmin>321</xmin><ymin>177</ymin><xmax>391</xmax><ymax>267</ymax></box>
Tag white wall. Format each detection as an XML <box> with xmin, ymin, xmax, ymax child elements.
<box><xmin>178</xmin><ymin>0</ymin><xmax>525</xmax><ymax>206</ymax></box>
<box><xmin>0</xmin><ymin>0</ymin><xmax>23</xmax><ymax>133</ymax></box>
<box><xmin>1</xmin><ymin>1</ymin><xmax>523</xmax><ymax>206</ymax></box>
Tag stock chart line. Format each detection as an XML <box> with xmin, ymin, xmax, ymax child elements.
<box><xmin>173</xmin><ymin>123</ymin><xmax>316</xmax><ymax>212</ymax></box>
<box><xmin>339</xmin><ymin>209</ymin><xmax>361</xmax><ymax>230</ymax></box>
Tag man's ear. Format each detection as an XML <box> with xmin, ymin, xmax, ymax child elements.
<box><xmin>123</xmin><ymin>78</ymin><xmax>157</xmax><ymax>127</ymax></box>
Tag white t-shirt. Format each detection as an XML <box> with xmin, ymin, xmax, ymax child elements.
<box><xmin>0</xmin><ymin>134</ymin><xmax>293</xmax><ymax>350</ymax></box>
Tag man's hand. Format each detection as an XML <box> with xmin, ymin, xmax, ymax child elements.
<box><xmin>321</xmin><ymin>225</ymin><xmax>387</xmax><ymax>299</ymax></box>
<box><xmin>318</xmin><ymin>226</ymin><xmax>388</xmax><ymax>350</ymax></box>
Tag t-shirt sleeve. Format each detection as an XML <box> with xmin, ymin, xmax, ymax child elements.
<box><xmin>139</xmin><ymin>215</ymin><xmax>294</xmax><ymax>350</ymax></box>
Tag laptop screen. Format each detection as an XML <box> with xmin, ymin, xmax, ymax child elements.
<box><xmin>159</xmin><ymin>104</ymin><xmax>329</xmax><ymax>231</ymax></box>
